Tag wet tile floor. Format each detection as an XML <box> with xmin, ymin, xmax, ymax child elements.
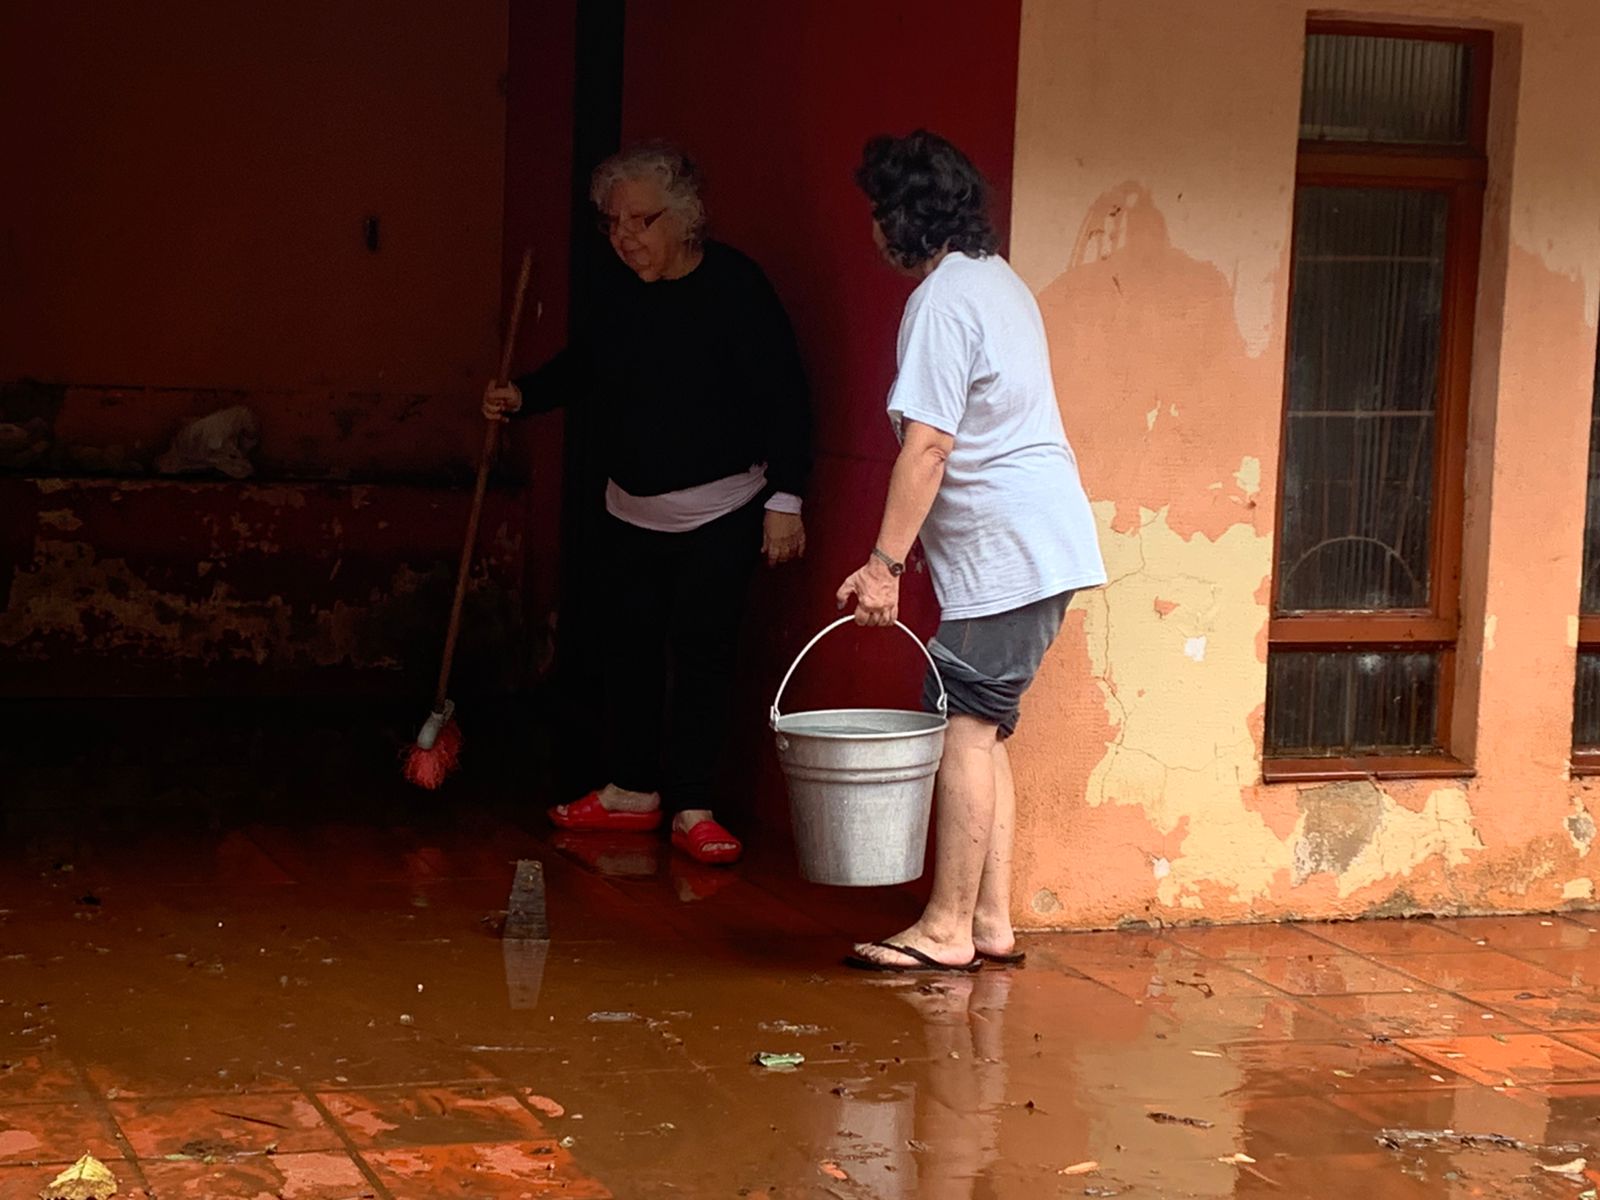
<box><xmin>6</xmin><ymin>706</ymin><xmax>1600</xmax><ymax>1196</ymax></box>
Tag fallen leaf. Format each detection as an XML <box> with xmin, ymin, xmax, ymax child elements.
<box><xmin>1059</xmin><ymin>1161</ymin><xmax>1100</xmax><ymax>1176</ymax></box>
<box><xmin>525</xmin><ymin>1094</ymin><xmax>565</xmax><ymax>1119</ymax></box>
<box><xmin>820</xmin><ymin>1162</ymin><xmax>849</xmax><ymax>1182</ymax></box>
<box><xmin>1148</xmin><ymin>1111</ymin><xmax>1214</xmax><ymax>1129</ymax></box>
<box><xmin>40</xmin><ymin>1154</ymin><xmax>119</xmax><ymax>1200</ymax></box>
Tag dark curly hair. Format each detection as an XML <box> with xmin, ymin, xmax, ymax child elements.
<box><xmin>854</xmin><ymin>130</ymin><xmax>998</xmax><ymax>271</ymax></box>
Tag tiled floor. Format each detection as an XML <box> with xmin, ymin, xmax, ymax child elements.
<box><xmin>6</xmin><ymin>704</ymin><xmax>1600</xmax><ymax>1196</ymax></box>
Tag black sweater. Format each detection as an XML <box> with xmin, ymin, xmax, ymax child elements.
<box><xmin>513</xmin><ymin>242</ymin><xmax>811</xmax><ymax>499</ymax></box>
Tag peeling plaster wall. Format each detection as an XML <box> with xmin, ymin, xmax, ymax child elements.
<box><xmin>1011</xmin><ymin>0</ymin><xmax>1600</xmax><ymax>927</ymax></box>
<box><xmin>0</xmin><ymin>479</ymin><xmax>532</xmax><ymax>696</ymax></box>
<box><xmin>0</xmin><ymin>2</ymin><xmax>578</xmax><ymax>695</ymax></box>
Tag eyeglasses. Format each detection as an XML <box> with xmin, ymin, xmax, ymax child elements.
<box><xmin>596</xmin><ymin>207</ymin><xmax>668</xmax><ymax>237</ymax></box>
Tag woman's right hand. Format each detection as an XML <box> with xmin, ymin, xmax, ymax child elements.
<box><xmin>482</xmin><ymin>382</ymin><xmax>523</xmax><ymax>421</ymax></box>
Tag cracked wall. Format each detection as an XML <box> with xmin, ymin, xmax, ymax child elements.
<box><xmin>1010</xmin><ymin>0</ymin><xmax>1600</xmax><ymax>928</ymax></box>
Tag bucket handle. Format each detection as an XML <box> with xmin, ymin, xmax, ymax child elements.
<box><xmin>770</xmin><ymin>617</ymin><xmax>947</xmax><ymax>729</ymax></box>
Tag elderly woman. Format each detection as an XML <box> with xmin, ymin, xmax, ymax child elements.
<box><xmin>484</xmin><ymin>143</ymin><xmax>810</xmax><ymax>865</ymax></box>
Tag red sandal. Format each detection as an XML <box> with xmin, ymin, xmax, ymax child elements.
<box><xmin>671</xmin><ymin>818</ymin><xmax>742</xmax><ymax>866</ymax></box>
<box><xmin>548</xmin><ymin>792</ymin><xmax>663</xmax><ymax>833</ymax></box>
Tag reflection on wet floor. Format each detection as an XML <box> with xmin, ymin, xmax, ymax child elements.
<box><xmin>5</xmin><ymin>705</ymin><xmax>1600</xmax><ymax>1196</ymax></box>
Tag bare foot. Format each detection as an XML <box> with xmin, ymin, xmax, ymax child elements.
<box><xmin>598</xmin><ymin>783</ymin><xmax>661</xmax><ymax>814</ymax></box>
<box><xmin>851</xmin><ymin>921</ymin><xmax>976</xmax><ymax>970</ymax></box>
<box><xmin>972</xmin><ymin>915</ymin><xmax>1018</xmax><ymax>960</ymax></box>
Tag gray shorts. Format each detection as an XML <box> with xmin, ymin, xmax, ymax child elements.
<box><xmin>921</xmin><ymin>592</ymin><xmax>1074</xmax><ymax>740</ymax></box>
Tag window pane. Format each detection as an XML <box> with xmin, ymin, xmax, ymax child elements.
<box><xmin>1266</xmin><ymin>649</ymin><xmax>1441</xmax><ymax>756</ymax></box>
<box><xmin>1581</xmin><ymin>347</ymin><xmax>1600</xmax><ymax>613</ymax></box>
<box><xmin>1301</xmin><ymin>33</ymin><xmax>1474</xmax><ymax>145</ymax></box>
<box><xmin>1577</xmin><ymin>652</ymin><xmax>1600</xmax><ymax>750</ymax></box>
<box><xmin>1277</xmin><ymin>187</ymin><xmax>1447</xmax><ymax>613</ymax></box>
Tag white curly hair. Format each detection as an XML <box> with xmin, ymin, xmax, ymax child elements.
<box><xmin>590</xmin><ymin>141</ymin><xmax>708</xmax><ymax>246</ymax></box>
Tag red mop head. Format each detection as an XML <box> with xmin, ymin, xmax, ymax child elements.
<box><xmin>402</xmin><ymin>708</ymin><xmax>463</xmax><ymax>790</ymax></box>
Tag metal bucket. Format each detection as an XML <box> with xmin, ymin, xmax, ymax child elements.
<box><xmin>770</xmin><ymin>619</ymin><xmax>947</xmax><ymax>887</ymax></box>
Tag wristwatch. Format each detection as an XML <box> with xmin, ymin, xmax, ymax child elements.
<box><xmin>872</xmin><ymin>547</ymin><xmax>905</xmax><ymax>577</ymax></box>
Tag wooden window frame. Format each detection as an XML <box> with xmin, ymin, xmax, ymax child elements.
<box><xmin>1264</xmin><ymin>23</ymin><xmax>1492</xmax><ymax>784</ymax></box>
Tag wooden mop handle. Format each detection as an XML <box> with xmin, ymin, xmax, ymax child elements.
<box><xmin>432</xmin><ymin>248</ymin><xmax>535</xmax><ymax>710</ymax></box>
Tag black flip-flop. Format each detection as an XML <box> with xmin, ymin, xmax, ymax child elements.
<box><xmin>978</xmin><ymin>949</ymin><xmax>1027</xmax><ymax>966</ymax></box>
<box><xmin>844</xmin><ymin>941</ymin><xmax>982</xmax><ymax>974</ymax></box>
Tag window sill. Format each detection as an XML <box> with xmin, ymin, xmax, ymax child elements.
<box><xmin>1571</xmin><ymin>750</ymin><xmax>1600</xmax><ymax>778</ymax></box>
<box><xmin>1263</xmin><ymin>754</ymin><xmax>1475</xmax><ymax>785</ymax></box>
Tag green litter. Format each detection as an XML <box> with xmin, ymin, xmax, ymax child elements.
<box><xmin>753</xmin><ymin>1051</ymin><xmax>806</xmax><ymax>1070</ymax></box>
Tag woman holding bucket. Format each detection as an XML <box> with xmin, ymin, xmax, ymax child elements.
<box><xmin>836</xmin><ymin>131</ymin><xmax>1106</xmax><ymax>973</ymax></box>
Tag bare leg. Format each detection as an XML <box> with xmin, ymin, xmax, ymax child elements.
<box><xmin>972</xmin><ymin>740</ymin><xmax>1016</xmax><ymax>958</ymax></box>
<box><xmin>853</xmin><ymin>715</ymin><xmax>998</xmax><ymax>968</ymax></box>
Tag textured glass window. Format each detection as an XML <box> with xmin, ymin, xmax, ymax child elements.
<box><xmin>1266</xmin><ymin>650</ymin><xmax>1441</xmax><ymax>757</ymax></box>
<box><xmin>1574</xmin><ymin>350</ymin><xmax>1600</xmax><ymax>752</ymax></box>
<box><xmin>1301</xmin><ymin>33</ymin><xmax>1473</xmax><ymax>145</ymax></box>
<box><xmin>1577</xmin><ymin>653</ymin><xmax>1600</xmax><ymax>751</ymax></box>
<box><xmin>1581</xmin><ymin>351</ymin><xmax>1600</xmax><ymax>614</ymax></box>
<box><xmin>1277</xmin><ymin>187</ymin><xmax>1448</xmax><ymax>613</ymax></box>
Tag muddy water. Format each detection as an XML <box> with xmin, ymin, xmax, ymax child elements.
<box><xmin>3</xmin><ymin>703</ymin><xmax>1600</xmax><ymax>1197</ymax></box>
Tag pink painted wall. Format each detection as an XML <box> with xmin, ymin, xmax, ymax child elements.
<box><xmin>1009</xmin><ymin>0</ymin><xmax>1600</xmax><ymax>926</ymax></box>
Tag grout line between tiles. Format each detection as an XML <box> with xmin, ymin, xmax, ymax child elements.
<box><xmin>65</xmin><ymin>1057</ymin><xmax>152</xmax><ymax>1196</ymax></box>
<box><xmin>293</xmin><ymin>1082</ymin><xmax>395</xmax><ymax>1200</ymax></box>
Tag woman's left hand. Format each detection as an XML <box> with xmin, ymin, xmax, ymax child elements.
<box><xmin>763</xmin><ymin>512</ymin><xmax>806</xmax><ymax>567</ymax></box>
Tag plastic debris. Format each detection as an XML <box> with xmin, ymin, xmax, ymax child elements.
<box><xmin>753</xmin><ymin>1051</ymin><xmax>805</xmax><ymax>1070</ymax></box>
<box><xmin>1059</xmin><ymin>1161</ymin><xmax>1100</xmax><ymax>1176</ymax></box>
<box><xmin>760</xmin><ymin>1020</ymin><xmax>823</xmax><ymax>1036</ymax></box>
<box><xmin>1541</xmin><ymin>1158</ymin><xmax>1588</xmax><ymax>1178</ymax></box>
<box><xmin>40</xmin><ymin>1154</ymin><xmax>119</xmax><ymax>1200</ymax></box>
<box><xmin>1218</xmin><ymin>1153</ymin><xmax>1257</xmax><ymax>1165</ymax></box>
<box><xmin>155</xmin><ymin>406</ymin><xmax>259</xmax><ymax>479</ymax></box>
<box><xmin>587</xmin><ymin>1011</ymin><xmax>641</xmax><ymax>1023</ymax></box>
<box><xmin>1190</xmin><ymin>1049</ymin><xmax>1224</xmax><ymax>1058</ymax></box>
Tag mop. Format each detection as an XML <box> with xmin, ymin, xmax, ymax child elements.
<box><xmin>404</xmin><ymin>248</ymin><xmax>534</xmax><ymax>789</ymax></box>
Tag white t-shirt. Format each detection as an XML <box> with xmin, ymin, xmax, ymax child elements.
<box><xmin>887</xmin><ymin>252</ymin><xmax>1106</xmax><ymax>621</ymax></box>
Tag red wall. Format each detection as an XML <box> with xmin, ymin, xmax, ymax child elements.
<box><xmin>0</xmin><ymin>3</ymin><xmax>570</xmax><ymax>697</ymax></box>
<box><xmin>502</xmin><ymin>1</ymin><xmax>579</xmax><ymax>650</ymax></box>
<box><xmin>617</xmin><ymin>0</ymin><xmax>1024</xmax><ymax>824</ymax></box>
<box><xmin>0</xmin><ymin>1</ymin><xmax>507</xmax><ymax>397</ymax></box>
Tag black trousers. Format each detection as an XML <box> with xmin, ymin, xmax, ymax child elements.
<box><xmin>603</xmin><ymin>497</ymin><xmax>764</xmax><ymax>812</ymax></box>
